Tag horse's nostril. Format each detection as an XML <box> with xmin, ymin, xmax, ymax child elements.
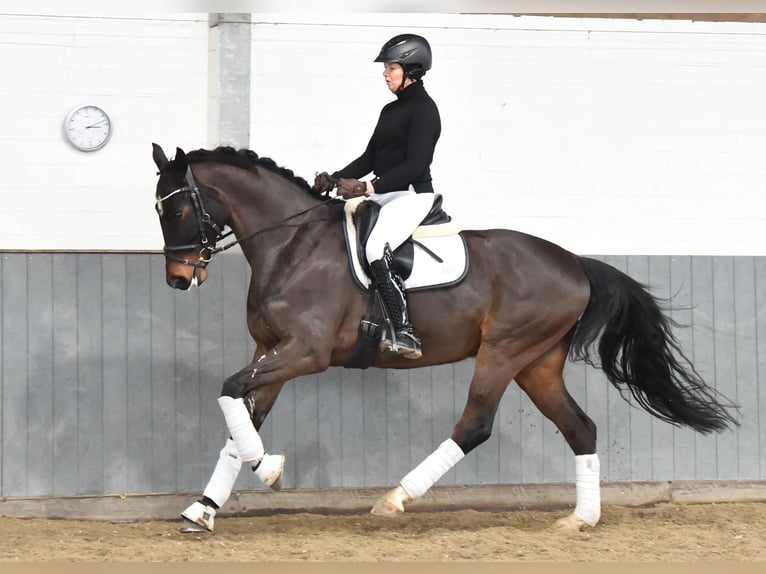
<box><xmin>169</xmin><ymin>276</ymin><xmax>190</xmax><ymax>290</ymax></box>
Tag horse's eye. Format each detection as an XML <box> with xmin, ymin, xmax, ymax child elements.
<box><xmin>173</xmin><ymin>210</ymin><xmax>184</xmax><ymax>220</ymax></box>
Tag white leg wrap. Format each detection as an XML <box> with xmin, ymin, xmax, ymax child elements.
<box><xmin>400</xmin><ymin>438</ymin><xmax>465</xmax><ymax>499</ymax></box>
<box><xmin>573</xmin><ymin>453</ymin><xmax>601</xmax><ymax>526</ymax></box>
<box><xmin>200</xmin><ymin>438</ymin><xmax>243</xmax><ymax>508</ymax></box>
<box><xmin>181</xmin><ymin>500</ymin><xmax>217</xmax><ymax>532</ymax></box>
<box><xmin>253</xmin><ymin>453</ymin><xmax>285</xmax><ymax>488</ymax></box>
<box><xmin>217</xmin><ymin>396</ymin><xmax>265</xmax><ymax>463</ymax></box>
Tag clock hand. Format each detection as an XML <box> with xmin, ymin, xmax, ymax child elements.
<box><xmin>85</xmin><ymin>119</ymin><xmax>108</xmax><ymax>128</ymax></box>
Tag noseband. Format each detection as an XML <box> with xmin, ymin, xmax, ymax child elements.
<box><xmin>155</xmin><ymin>165</ymin><xmax>229</xmax><ymax>275</ymax></box>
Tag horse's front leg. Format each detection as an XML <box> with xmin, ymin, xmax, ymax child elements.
<box><xmin>218</xmin><ymin>337</ymin><xmax>327</xmax><ymax>479</ymax></box>
<box><xmin>180</xmin><ymin>381</ymin><xmax>286</xmax><ymax>533</ymax></box>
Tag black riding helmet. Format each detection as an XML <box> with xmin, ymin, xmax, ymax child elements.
<box><xmin>374</xmin><ymin>34</ymin><xmax>432</xmax><ymax>89</ymax></box>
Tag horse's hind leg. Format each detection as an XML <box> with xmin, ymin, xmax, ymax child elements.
<box><xmin>514</xmin><ymin>338</ymin><xmax>601</xmax><ymax>530</ymax></box>
<box><xmin>371</xmin><ymin>347</ymin><xmax>514</xmax><ymax>516</ymax></box>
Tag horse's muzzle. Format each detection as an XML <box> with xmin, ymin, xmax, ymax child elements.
<box><xmin>166</xmin><ymin>260</ymin><xmax>208</xmax><ymax>290</ymax></box>
<box><xmin>168</xmin><ymin>275</ymin><xmax>192</xmax><ymax>290</ymax></box>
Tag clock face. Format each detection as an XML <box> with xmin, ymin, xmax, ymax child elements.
<box><xmin>64</xmin><ymin>105</ymin><xmax>113</xmax><ymax>151</ymax></box>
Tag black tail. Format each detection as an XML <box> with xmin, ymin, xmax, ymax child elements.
<box><xmin>570</xmin><ymin>256</ymin><xmax>738</xmax><ymax>434</ymax></box>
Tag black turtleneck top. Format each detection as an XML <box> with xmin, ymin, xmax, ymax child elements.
<box><xmin>333</xmin><ymin>80</ymin><xmax>441</xmax><ymax>194</ymax></box>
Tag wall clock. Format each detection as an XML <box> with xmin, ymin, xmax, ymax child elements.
<box><xmin>63</xmin><ymin>104</ymin><xmax>113</xmax><ymax>151</ymax></box>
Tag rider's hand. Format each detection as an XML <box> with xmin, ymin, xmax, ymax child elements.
<box><xmin>312</xmin><ymin>171</ymin><xmax>337</xmax><ymax>194</ymax></box>
<box><xmin>337</xmin><ymin>178</ymin><xmax>368</xmax><ymax>199</ymax></box>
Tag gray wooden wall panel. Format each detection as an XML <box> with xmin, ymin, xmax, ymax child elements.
<box><xmin>341</xmin><ymin>369</ymin><xmax>365</xmax><ymax>486</ymax></box>
<box><xmin>126</xmin><ymin>254</ymin><xmax>153</xmax><ymax>494</ymax></box>
<box><xmin>27</xmin><ymin>255</ymin><xmax>54</xmax><ymax>496</ymax></box>
<box><xmin>149</xmin><ymin>253</ymin><xmax>177</xmax><ymax>493</ymax></box>
<box><xmin>2</xmin><ymin>253</ymin><xmax>26</xmax><ymax>496</ymax></box>
<box><xmin>317</xmin><ymin>370</ymin><xmax>341</xmax><ymax>488</ymax></box>
<box><xmin>77</xmin><ymin>254</ymin><xmax>103</xmax><ymax>494</ymax></box>
<box><xmin>0</xmin><ymin>252</ymin><xmax>764</xmax><ymax>499</ymax></box>
<box><xmin>51</xmin><ymin>254</ymin><xmax>78</xmax><ymax>495</ymax></box>
<box><xmin>757</xmin><ymin>258</ymin><xmax>766</xmax><ymax>479</ymax></box>
<box><xmin>734</xmin><ymin>257</ymin><xmax>760</xmax><ymax>477</ymax></box>
<box><xmin>0</xmin><ymin>253</ymin><xmax>3</xmax><ymax>492</ymax></box>
<box><xmin>102</xmin><ymin>254</ymin><xmax>128</xmax><ymax>494</ymax></box>
<box><xmin>692</xmin><ymin>256</ymin><xmax>719</xmax><ymax>480</ymax></box>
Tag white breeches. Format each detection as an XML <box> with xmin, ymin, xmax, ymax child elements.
<box><xmin>365</xmin><ymin>188</ymin><xmax>435</xmax><ymax>263</ymax></box>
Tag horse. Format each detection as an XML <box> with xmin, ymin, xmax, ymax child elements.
<box><xmin>151</xmin><ymin>143</ymin><xmax>738</xmax><ymax>533</ymax></box>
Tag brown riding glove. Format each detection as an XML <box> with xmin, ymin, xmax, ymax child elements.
<box><xmin>312</xmin><ymin>171</ymin><xmax>338</xmax><ymax>194</ymax></box>
<box><xmin>337</xmin><ymin>178</ymin><xmax>368</xmax><ymax>200</ymax></box>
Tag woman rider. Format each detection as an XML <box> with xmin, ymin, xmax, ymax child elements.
<box><xmin>314</xmin><ymin>33</ymin><xmax>441</xmax><ymax>360</ymax></box>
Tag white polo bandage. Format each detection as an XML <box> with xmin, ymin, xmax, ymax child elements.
<box><xmin>181</xmin><ymin>500</ymin><xmax>216</xmax><ymax>532</ymax></box>
<box><xmin>400</xmin><ymin>438</ymin><xmax>465</xmax><ymax>499</ymax></box>
<box><xmin>253</xmin><ymin>453</ymin><xmax>285</xmax><ymax>488</ymax></box>
<box><xmin>573</xmin><ymin>453</ymin><xmax>601</xmax><ymax>526</ymax></box>
<box><xmin>201</xmin><ymin>438</ymin><xmax>242</xmax><ymax>508</ymax></box>
<box><xmin>217</xmin><ymin>396</ymin><xmax>265</xmax><ymax>463</ymax></box>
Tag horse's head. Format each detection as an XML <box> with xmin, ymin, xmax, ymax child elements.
<box><xmin>152</xmin><ymin>143</ymin><xmax>227</xmax><ymax>290</ymax></box>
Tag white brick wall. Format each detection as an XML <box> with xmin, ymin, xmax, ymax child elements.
<box><xmin>2</xmin><ymin>13</ymin><xmax>765</xmax><ymax>255</ymax></box>
<box><xmin>0</xmin><ymin>13</ymin><xmax>207</xmax><ymax>250</ymax></box>
<box><xmin>251</xmin><ymin>14</ymin><xmax>766</xmax><ymax>256</ymax></box>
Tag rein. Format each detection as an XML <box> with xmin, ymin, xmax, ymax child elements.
<box><xmin>156</xmin><ymin>164</ymin><xmax>335</xmax><ymax>270</ymax></box>
<box><xmin>208</xmin><ymin>200</ymin><xmax>334</xmax><ymax>256</ymax></box>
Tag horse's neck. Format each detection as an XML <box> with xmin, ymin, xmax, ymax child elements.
<box><xmin>200</xmin><ymin>162</ymin><xmax>320</xmax><ymax>232</ymax></box>
<box><xmin>246</xmin><ymin>169</ymin><xmax>320</xmax><ymax>226</ymax></box>
<box><xmin>199</xmin><ymin>163</ymin><xmax>323</xmax><ymax>262</ymax></box>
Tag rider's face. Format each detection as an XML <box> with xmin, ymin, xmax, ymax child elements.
<box><xmin>383</xmin><ymin>62</ymin><xmax>405</xmax><ymax>93</ymax></box>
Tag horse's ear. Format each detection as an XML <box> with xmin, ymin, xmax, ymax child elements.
<box><xmin>152</xmin><ymin>143</ymin><xmax>169</xmax><ymax>170</ymax></box>
<box><xmin>174</xmin><ymin>147</ymin><xmax>188</xmax><ymax>173</ymax></box>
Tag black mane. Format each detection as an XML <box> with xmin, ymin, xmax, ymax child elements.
<box><xmin>186</xmin><ymin>146</ymin><xmax>327</xmax><ymax>200</ymax></box>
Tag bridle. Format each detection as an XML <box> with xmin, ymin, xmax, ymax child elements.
<box><xmin>155</xmin><ymin>165</ymin><xmax>230</xmax><ymax>277</ymax></box>
<box><xmin>156</xmin><ymin>164</ymin><xmax>335</xmax><ymax>277</ymax></box>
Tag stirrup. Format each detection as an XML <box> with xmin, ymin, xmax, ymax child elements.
<box><xmin>380</xmin><ymin>330</ymin><xmax>422</xmax><ymax>359</ymax></box>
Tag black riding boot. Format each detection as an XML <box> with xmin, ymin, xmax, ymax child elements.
<box><xmin>369</xmin><ymin>250</ymin><xmax>422</xmax><ymax>359</ymax></box>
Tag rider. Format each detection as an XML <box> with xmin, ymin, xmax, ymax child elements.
<box><xmin>314</xmin><ymin>33</ymin><xmax>441</xmax><ymax>360</ymax></box>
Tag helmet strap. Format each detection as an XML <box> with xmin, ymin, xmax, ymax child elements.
<box><xmin>396</xmin><ymin>71</ymin><xmax>417</xmax><ymax>93</ymax></box>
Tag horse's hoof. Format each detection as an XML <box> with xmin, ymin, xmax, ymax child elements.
<box><xmin>253</xmin><ymin>453</ymin><xmax>285</xmax><ymax>491</ymax></box>
<box><xmin>370</xmin><ymin>498</ymin><xmax>404</xmax><ymax>517</ymax></box>
<box><xmin>269</xmin><ymin>473</ymin><xmax>282</xmax><ymax>492</ymax></box>
<box><xmin>553</xmin><ymin>514</ymin><xmax>588</xmax><ymax>532</ymax></box>
<box><xmin>370</xmin><ymin>485</ymin><xmax>410</xmax><ymax>517</ymax></box>
<box><xmin>179</xmin><ymin>518</ymin><xmax>212</xmax><ymax>533</ymax></box>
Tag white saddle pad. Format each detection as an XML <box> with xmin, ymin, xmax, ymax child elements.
<box><xmin>343</xmin><ymin>197</ymin><xmax>469</xmax><ymax>292</ymax></box>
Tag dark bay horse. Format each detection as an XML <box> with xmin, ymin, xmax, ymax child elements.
<box><xmin>152</xmin><ymin>143</ymin><xmax>737</xmax><ymax>532</ymax></box>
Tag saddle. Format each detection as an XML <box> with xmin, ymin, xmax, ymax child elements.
<box><xmin>352</xmin><ymin>194</ymin><xmax>451</xmax><ymax>278</ymax></box>
<box><xmin>342</xmin><ymin>195</ymin><xmax>468</xmax><ymax>292</ymax></box>
<box><xmin>342</xmin><ymin>195</ymin><xmax>468</xmax><ymax>368</ymax></box>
